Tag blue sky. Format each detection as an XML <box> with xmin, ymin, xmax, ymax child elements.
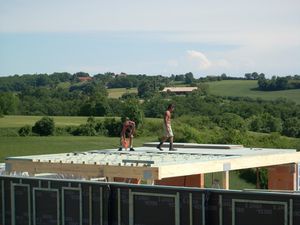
<box><xmin>0</xmin><ymin>0</ymin><xmax>300</xmax><ymax>77</ymax></box>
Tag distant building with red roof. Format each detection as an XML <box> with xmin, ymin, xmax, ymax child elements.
<box><xmin>78</xmin><ymin>76</ymin><xmax>93</xmax><ymax>82</ymax></box>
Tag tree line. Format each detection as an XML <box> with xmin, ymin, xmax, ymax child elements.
<box><xmin>257</xmin><ymin>75</ymin><xmax>300</xmax><ymax>91</ymax></box>
<box><xmin>1</xmin><ymin>72</ymin><xmax>300</xmax><ymax>138</ymax></box>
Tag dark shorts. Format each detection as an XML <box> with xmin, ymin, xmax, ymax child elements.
<box><xmin>125</xmin><ymin>130</ymin><xmax>131</xmax><ymax>138</ymax></box>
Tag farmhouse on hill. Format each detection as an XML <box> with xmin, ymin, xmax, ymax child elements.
<box><xmin>161</xmin><ymin>86</ymin><xmax>198</xmax><ymax>94</ymax></box>
<box><xmin>78</xmin><ymin>76</ymin><xmax>93</xmax><ymax>82</ymax></box>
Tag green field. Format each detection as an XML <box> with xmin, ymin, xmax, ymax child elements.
<box><xmin>56</xmin><ymin>81</ymin><xmax>71</xmax><ymax>89</ymax></box>
<box><xmin>0</xmin><ymin>116</ymin><xmax>158</xmax><ymax>162</ymax></box>
<box><xmin>0</xmin><ymin>116</ymin><xmax>160</xmax><ymax>129</ymax></box>
<box><xmin>107</xmin><ymin>88</ymin><xmax>138</xmax><ymax>98</ymax></box>
<box><xmin>0</xmin><ymin>115</ymin><xmax>109</xmax><ymax>128</ymax></box>
<box><xmin>104</xmin><ymin>80</ymin><xmax>300</xmax><ymax>104</ymax></box>
<box><xmin>0</xmin><ymin>136</ymin><xmax>156</xmax><ymax>162</ymax></box>
<box><xmin>207</xmin><ymin>80</ymin><xmax>300</xmax><ymax>104</ymax></box>
<box><xmin>56</xmin><ymin>82</ymin><xmax>138</xmax><ymax>99</ymax></box>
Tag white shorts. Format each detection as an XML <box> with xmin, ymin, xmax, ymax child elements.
<box><xmin>164</xmin><ymin>124</ymin><xmax>174</xmax><ymax>137</ymax></box>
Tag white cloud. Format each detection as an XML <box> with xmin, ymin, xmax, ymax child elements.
<box><xmin>186</xmin><ymin>50</ymin><xmax>212</xmax><ymax>70</ymax></box>
<box><xmin>1</xmin><ymin>0</ymin><xmax>299</xmax><ymax>76</ymax></box>
<box><xmin>1</xmin><ymin>0</ymin><xmax>299</xmax><ymax>34</ymax></box>
<box><xmin>163</xmin><ymin>50</ymin><xmax>232</xmax><ymax>75</ymax></box>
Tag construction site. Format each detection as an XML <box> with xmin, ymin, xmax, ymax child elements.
<box><xmin>1</xmin><ymin>142</ymin><xmax>300</xmax><ymax>225</ymax></box>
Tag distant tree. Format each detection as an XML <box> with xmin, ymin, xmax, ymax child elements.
<box><xmin>194</xmin><ymin>83</ymin><xmax>209</xmax><ymax>95</ymax></box>
<box><xmin>138</xmin><ymin>80</ymin><xmax>155</xmax><ymax>98</ymax></box>
<box><xmin>221</xmin><ymin>73</ymin><xmax>227</xmax><ymax>80</ymax></box>
<box><xmin>174</xmin><ymin>74</ymin><xmax>185</xmax><ymax>81</ymax></box>
<box><xmin>143</xmin><ymin>96</ymin><xmax>168</xmax><ymax>118</ymax></box>
<box><xmin>121</xmin><ymin>99</ymin><xmax>144</xmax><ymax>128</ymax></box>
<box><xmin>258</xmin><ymin>73</ymin><xmax>265</xmax><ymax>79</ymax></box>
<box><xmin>213</xmin><ymin>113</ymin><xmax>246</xmax><ymax>131</ymax></box>
<box><xmin>79</xmin><ymin>102</ymin><xmax>94</xmax><ymax>116</ymax></box>
<box><xmin>107</xmin><ymin>76</ymin><xmax>133</xmax><ymax>88</ymax></box>
<box><xmin>104</xmin><ymin>72</ymin><xmax>115</xmax><ymax>77</ymax></box>
<box><xmin>257</xmin><ymin>76</ymin><xmax>291</xmax><ymax>91</ymax></box>
<box><xmin>121</xmin><ymin>92</ymin><xmax>138</xmax><ymax>100</ymax></box>
<box><xmin>251</xmin><ymin>72</ymin><xmax>259</xmax><ymax>80</ymax></box>
<box><xmin>94</xmin><ymin>99</ymin><xmax>109</xmax><ymax>116</ymax></box>
<box><xmin>78</xmin><ymin>116</ymin><xmax>97</xmax><ymax>136</ymax></box>
<box><xmin>170</xmin><ymin>74</ymin><xmax>175</xmax><ymax>80</ymax></box>
<box><xmin>73</xmin><ymin>72</ymin><xmax>90</xmax><ymax>77</ymax></box>
<box><xmin>36</xmin><ymin>74</ymin><xmax>52</xmax><ymax>86</ymax></box>
<box><xmin>258</xmin><ymin>77</ymin><xmax>268</xmax><ymax>90</ymax></box>
<box><xmin>185</xmin><ymin>72</ymin><xmax>195</xmax><ymax>84</ymax></box>
<box><xmin>93</xmin><ymin>73</ymin><xmax>114</xmax><ymax>84</ymax></box>
<box><xmin>104</xmin><ymin>118</ymin><xmax>122</xmax><ymax>136</ymax></box>
<box><xmin>275</xmin><ymin>77</ymin><xmax>288</xmax><ymax>90</ymax></box>
<box><xmin>245</xmin><ymin>72</ymin><xmax>261</xmax><ymax>80</ymax></box>
<box><xmin>282</xmin><ymin>117</ymin><xmax>300</xmax><ymax>138</ymax></box>
<box><xmin>245</xmin><ymin>73</ymin><xmax>252</xmax><ymax>80</ymax></box>
<box><xmin>0</xmin><ymin>92</ymin><xmax>19</xmax><ymax>114</ymax></box>
<box><xmin>106</xmin><ymin>99</ymin><xmax>124</xmax><ymax>116</ymax></box>
<box><xmin>261</xmin><ymin>113</ymin><xmax>282</xmax><ymax>133</ymax></box>
<box><xmin>32</xmin><ymin>117</ymin><xmax>55</xmax><ymax>136</ymax></box>
<box><xmin>249</xmin><ymin>116</ymin><xmax>263</xmax><ymax>132</ymax></box>
<box><xmin>50</xmin><ymin>72</ymin><xmax>72</xmax><ymax>83</ymax></box>
<box><xmin>18</xmin><ymin>125</ymin><xmax>31</xmax><ymax>136</ymax></box>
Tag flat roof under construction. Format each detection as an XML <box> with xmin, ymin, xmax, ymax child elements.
<box><xmin>5</xmin><ymin>143</ymin><xmax>300</xmax><ymax>181</ymax></box>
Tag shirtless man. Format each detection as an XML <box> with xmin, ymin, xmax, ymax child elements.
<box><xmin>156</xmin><ymin>104</ymin><xmax>177</xmax><ymax>151</ymax></box>
<box><xmin>118</xmin><ymin>117</ymin><xmax>135</xmax><ymax>151</ymax></box>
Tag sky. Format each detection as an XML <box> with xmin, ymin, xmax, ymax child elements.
<box><xmin>0</xmin><ymin>0</ymin><xmax>300</xmax><ymax>78</ymax></box>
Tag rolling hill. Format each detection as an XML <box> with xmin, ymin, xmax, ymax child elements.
<box><xmin>207</xmin><ymin>80</ymin><xmax>300</xmax><ymax>104</ymax></box>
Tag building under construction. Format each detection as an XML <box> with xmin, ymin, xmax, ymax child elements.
<box><xmin>2</xmin><ymin>142</ymin><xmax>300</xmax><ymax>225</ymax></box>
<box><xmin>5</xmin><ymin>142</ymin><xmax>300</xmax><ymax>190</ymax></box>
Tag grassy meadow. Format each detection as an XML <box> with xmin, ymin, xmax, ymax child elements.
<box><xmin>0</xmin><ymin>115</ymin><xmax>160</xmax><ymax>128</ymax></box>
<box><xmin>207</xmin><ymin>80</ymin><xmax>300</xmax><ymax>104</ymax></box>
<box><xmin>0</xmin><ymin>115</ymin><xmax>160</xmax><ymax>162</ymax></box>
<box><xmin>0</xmin><ymin>115</ymin><xmax>109</xmax><ymax>128</ymax></box>
<box><xmin>105</xmin><ymin>80</ymin><xmax>300</xmax><ymax>104</ymax></box>
<box><xmin>0</xmin><ymin>136</ymin><xmax>156</xmax><ymax>162</ymax></box>
<box><xmin>107</xmin><ymin>87</ymin><xmax>138</xmax><ymax>98</ymax></box>
<box><xmin>55</xmin><ymin>81</ymin><xmax>138</xmax><ymax>99</ymax></box>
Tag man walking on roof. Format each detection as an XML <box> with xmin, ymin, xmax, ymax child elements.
<box><xmin>157</xmin><ymin>104</ymin><xmax>177</xmax><ymax>151</ymax></box>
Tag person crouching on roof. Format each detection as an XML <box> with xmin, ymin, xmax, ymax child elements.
<box><xmin>118</xmin><ymin>117</ymin><xmax>136</xmax><ymax>151</ymax></box>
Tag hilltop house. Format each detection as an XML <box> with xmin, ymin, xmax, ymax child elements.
<box><xmin>161</xmin><ymin>87</ymin><xmax>198</xmax><ymax>95</ymax></box>
<box><xmin>78</xmin><ymin>76</ymin><xmax>93</xmax><ymax>82</ymax></box>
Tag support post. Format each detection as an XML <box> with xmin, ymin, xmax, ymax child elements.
<box><xmin>256</xmin><ymin>168</ymin><xmax>260</xmax><ymax>189</ymax></box>
<box><xmin>146</xmin><ymin>179</ymin><xmax>154</xmax><ymax>185</ymax></box>
<box><xmin>107</xmin><ymin>177</ymin><xmax>114</xmax><ymax>182</ymax></box>
<box><xmin>222</xmin><ymin>171</ymin><xmax>229</xmax><ymax>190</ymax></box>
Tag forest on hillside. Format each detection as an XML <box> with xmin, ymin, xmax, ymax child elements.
<box><xmin>0</xmin><ymin>72</ymin><xmax>300</xmax><ymax>139</ymax></box>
